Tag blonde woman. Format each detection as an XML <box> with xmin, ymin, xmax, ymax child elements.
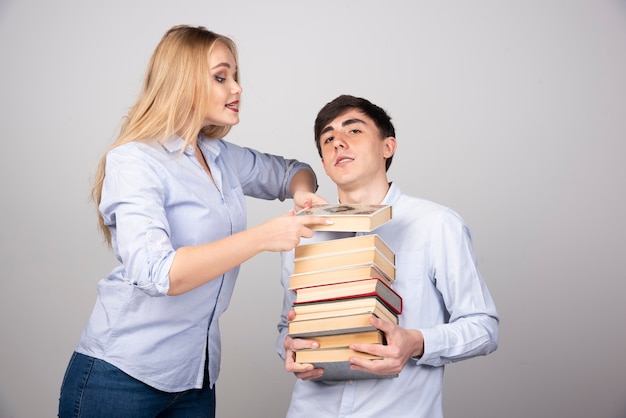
<box><xmin>58</xmin><ymin>25</ymin><xmax>328</xmax><ymax>418</ymax></box>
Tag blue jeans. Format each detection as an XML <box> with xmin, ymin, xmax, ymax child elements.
<box><xmin>58</xmin><ymin>352</ymin><xmax>215</xmax><ymax>418</ymax></box>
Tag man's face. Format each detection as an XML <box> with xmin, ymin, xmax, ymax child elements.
<box><xmin>319</xmin><ymin>109</ymin><xmax>395</xmax><ymax>191</ymax></box>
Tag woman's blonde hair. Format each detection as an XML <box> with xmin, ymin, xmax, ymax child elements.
<box><xmin>92</xmin><ymin>25</ymin><xmax>239</xmax><ymax>244</ymax></box>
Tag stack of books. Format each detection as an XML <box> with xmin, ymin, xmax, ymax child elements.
<box><xmin>288</xmin><ymin>204</ymin><xmax>402</xmax><ymax>381</ymax></box>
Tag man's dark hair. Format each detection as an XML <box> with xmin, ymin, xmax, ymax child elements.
<box><xmin>314</xmin><ymin>95</ymin><xmax>395</xmax><ymax>170</ymax></box>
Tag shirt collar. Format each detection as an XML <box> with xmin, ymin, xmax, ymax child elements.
<box><xmin>161</xmin><ymin>135</ymin><xmax>188</xmax><ymax>154</ymax></box>
<box><xmin>381</xmin><ymin>182</ymin><xmax>402</xmax><ymax>206</ymax></box>
<box><xmin>197</xmin><ymin>135</ymin><xmax>222</xmax><ymax>159</ymax></box>
<box><xmin>160</xmin><ymin>134</ymin><xmax>222</xmax><ymax>159</ymax></box>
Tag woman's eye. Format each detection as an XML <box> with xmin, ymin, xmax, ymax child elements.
<box><xmin>214</xmin><ymin>75</ymin><xmax>225</xmax><ymax>83</ymax></box>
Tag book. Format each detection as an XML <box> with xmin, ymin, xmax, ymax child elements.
<box><xmin>295</xmin><ymin>234</ymin><xmax>394</xmax><ymax>266</ymax></box>
<box><xmin>287</xmin><ymin>311</ymin><xmax>397</xmax><ymax>339</ymax></box>
<box><xmin>296</xmin><ymin>203</ymin><xmax>392</xmax><ymax>232</ymax></box>
<box><xmin>293</xmin><ymin>247</ymin><xmax>395</xmax><ymax>280</ymax></box>
<box><xmin>289</xmin><ymin>262</ymin><xmax>394</xmax><ymax>290</ymax></box>
<box><xmin>295</xmin><ymin>346</ymin><xmax>381</xmax><ymax>363</ymax></box>
<box><xmin>294</xmin><ymin>278</ymin><xmax>402</xmax><ymax>315</ymax></box>
<box><xmin>308</xmin><ymin>360</ymin><xmax>398</xmax><ymax>381</ymax></box>
<box><xmin>295</xmin><ymin>347</ymin><xmax>398</xmax><ymax>381</ymax></box>
<box><xmin>306</xmin><ymin>330</ymin><xmax>385</xmax><ymax>349</ymax></box>
<box><xmin>293</xmin><ymin>296</ymin><xmax>399</xmax><ymax>322</ymax></box>
<box><xmin>286</xmin><ymin>213</ymin><xmax>401</xmax><ymax>382</ymax></box>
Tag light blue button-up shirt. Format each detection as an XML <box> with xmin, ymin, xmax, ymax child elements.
<box><xmin>277</xmin><ymin>183</ymin><xmax>499</xmax><ymax>417</ymax></box>
<box><xmin>75</xmin><ymin>134</ymin><xmax>313</xmax><ymax>392</ymax></box>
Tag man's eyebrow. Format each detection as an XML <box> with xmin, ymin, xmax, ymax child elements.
<box><xmin>320</xmin><ymin>125</ymin><xmax>334</xmax><ymax>136</ymax></box>
<box><xmin>321</xmin><ymin>118</ymin><xmax>367</xmax><ymax>136</ymax></box>
<box><xmin>342</xmin><ymin>118</ymin><xmax>366</xmax><ymax>127</ymax></box>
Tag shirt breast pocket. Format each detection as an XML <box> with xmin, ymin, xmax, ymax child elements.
<box><xmin>392</xmin><ymin>250</ymin><xmax>435</xmax><ymax>327</ymax></box>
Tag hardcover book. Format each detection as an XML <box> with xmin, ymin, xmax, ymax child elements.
<box><xmin>295</xmin><ymin>346</ymin><xmax>381</xmax><ymax>363</ymax></box>
<box><xmin>296</xmin><ymin>204</ymin><xmax>392</xmax><ymax>232</ymax></box>
<box><xmin>287</xmin><ymin>311</ymin><xmax>397</xmax><ymax>339</ymax></box>
<box><xmin>289</xmin><ymin>262</ymin><xmax>394</xmax><ymax>290</ymax></box>
<box><xmin>294</xmin><ymin>234</ymin><xmax>394</xmax><ymax>265</ymax></box>
<box><xmin>294</xmin><ymin>278</ymin><xmax>402</xmax><ymax>315</ymax></box>
<box><xmin>306</xmin><ymin>330</ymin><xmax>385</xmax><ymax>349</ymax></box>
<box><xmin>293</xmin><ymin>296</ymin><xmax>400</xmax><ymax>321</ymax></box>
<box><xmin>295</xmin><ymin>347</ymin><xmax>398</xmax><ymax>381</ymax></box>
<box><xmin>308</xmin><ymin>360</ymin><xmax>398</xmax><ymax>381</ymax></box>
<box><xmin>293</xmin><ymin>248</ymin><xmax>395</xmax><ymax>280</ymax></box>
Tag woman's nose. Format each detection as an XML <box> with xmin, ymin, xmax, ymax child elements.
<box><xmin>231</xmin><ymin>80</ymin><xmax>242</xmax><ymax>94</ymax></box>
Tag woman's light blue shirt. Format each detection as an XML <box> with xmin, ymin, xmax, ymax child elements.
<box><xmin>76</xmin><ymin>134</ymin><xmax>313</xmax><ymax>392</ymax></box>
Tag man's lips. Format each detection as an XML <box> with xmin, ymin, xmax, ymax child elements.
<box><xmin>335</xmin><ymin>156</ymin><xmax>354</xmax><ymax>166</ymax></box>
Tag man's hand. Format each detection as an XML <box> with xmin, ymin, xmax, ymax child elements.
<box><xmin>283</xmin><ymin>310</ymin><xmax>325</xmax><ymax>380</ymax></box>
<box><xmin>283</xmin><ymin>335</ymin><xmax>326</xmax><ymax>380</ymax></box>
<box><xmin>348</xmin><ymin>316</ymin><xmax>424</xmax><ymax>376</ymax></box>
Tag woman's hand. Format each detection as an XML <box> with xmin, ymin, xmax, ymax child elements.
<box><xmin>255</xmin><ymin>211</ymin><xmax>332</xmax><ymax>252</ymax></box>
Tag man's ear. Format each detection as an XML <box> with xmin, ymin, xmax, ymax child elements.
<box><xmin>383</xmin><ymin>136</ymin><xmax>397</xmax><ymax>158</ymax></box>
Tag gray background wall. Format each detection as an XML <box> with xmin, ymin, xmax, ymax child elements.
<box><xmin>1</xmin><ymin>1</ymin><xmax>625</xmax><ymax>417</ymax></box>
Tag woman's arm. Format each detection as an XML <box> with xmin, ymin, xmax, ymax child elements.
<box><xmin>168</xmin><ymin>212</ymin><xmax>331</xmax><ymax>295</ymax></box>
<box><xmin>289</xmin><ymin>168</ymin><xmax>328</xmax><ymax>211</ymax></box>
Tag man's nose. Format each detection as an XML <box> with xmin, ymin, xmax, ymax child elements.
<box><xmin>334</xmin><ymin>136</ymin><xmax>347</xmax><ymax>148</ymax></box>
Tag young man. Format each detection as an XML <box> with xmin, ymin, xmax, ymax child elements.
<box><xmin>276</xmin><ymin>95</ymin><xmax>499</xmax><ymax>417</ymax></box>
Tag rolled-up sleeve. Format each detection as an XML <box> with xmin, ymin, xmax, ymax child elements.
<box><xmin>100</xmin><ymin>149</ymin><xmax>175</xmax><ymax>296</ymax></box>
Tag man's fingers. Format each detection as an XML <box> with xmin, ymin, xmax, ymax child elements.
<box><xmin>370</xmin><ymin>315</ymin><xmax>396</xmax><ymax>334</ymax></box>
<box><xmin>287</xmin><ymin>338</ymin><xmax>319</xmax><ymax>351</ymax></box>
<box><xmin>287</xmin><ymin>310</ymin><xmax>296</xmax><ymax>321</ymax></box>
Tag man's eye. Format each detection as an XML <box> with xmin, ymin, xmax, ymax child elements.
<box><xmin>350</xmin><ymin>129</ymin><xmax>361</xmax><ymax>134</ymax></box>
<box><xmin>214</xmin><ymin>75</ymin><xmax>225</xmax><ymax>83</ymax></box>
<box><xmin>324</xmin><ymin>136</ymin><xmax>334</xmax><ymax>144</ymax></box>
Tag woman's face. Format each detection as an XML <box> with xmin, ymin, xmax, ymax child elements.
<box><xmin>204</xmin><ymin>41</ymin><xmax>242</xmax><ymax>127</ymax></box>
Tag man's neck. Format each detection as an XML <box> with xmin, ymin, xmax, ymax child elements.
<box><xmin>337</xmin><ymin>180</ymin><xmax>390</xmax><ymax>205</ymax></box>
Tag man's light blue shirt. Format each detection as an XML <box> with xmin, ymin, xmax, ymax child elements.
<box><xmin>276</xmin><ymin>183</ymin><xmax>499</xmax><ymax>417</ymax></box>
<box><xmin>76</xmin><ymin>135</ymin><xmax>312</xmax><ymax>392</ymax></box>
